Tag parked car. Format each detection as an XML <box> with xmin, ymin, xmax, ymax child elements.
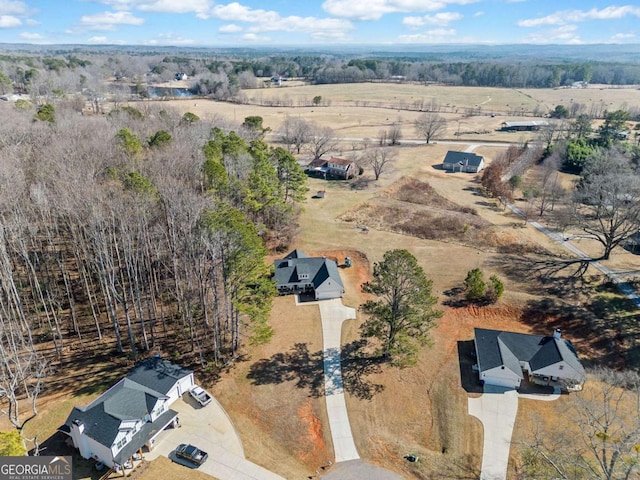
<box><xmin>188</xmin><ymin>385</ymin><xmax>212</xmax><ymax>406</ymax></box>
<box><xmin>175</xmin><ymin>443</ymin><xmax>208</xmax><ymax>466</ymax></box>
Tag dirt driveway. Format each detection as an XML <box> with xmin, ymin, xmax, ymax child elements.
<box><xmin>146</xmin><ymin>396</ymin><xmax>285</xmax><ymax>480</ymax></box>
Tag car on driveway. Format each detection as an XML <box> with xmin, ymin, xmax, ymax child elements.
<box><xmin>175</xmin><ymin>443</ymin><xmax>208</xmax><ymax>466</ymax></box>
<box><xmin>188</xmin><ymin>385</ymin><xmax>212</xmax><ymax>406</ymax></box>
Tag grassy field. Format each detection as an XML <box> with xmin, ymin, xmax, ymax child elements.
<box><xmin>13</xmin><ymin>82</ymin><xmax>640</xmax><ymax>480</ymax></box>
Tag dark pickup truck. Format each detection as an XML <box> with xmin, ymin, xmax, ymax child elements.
<box><xmin>175</xmin><ymin>443</ymin><xmax>208</xmax><ymax>466</ymax></box>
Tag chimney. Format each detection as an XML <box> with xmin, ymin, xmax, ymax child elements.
<box><xmin>72</xmin><ymin>419</ymin><xmax>85</xmax><ymax>434</ymax></box>
<box><xmin>553</xmin><ymin>329</ymin><xmax>561</xmax><ymax>340</ymax></box>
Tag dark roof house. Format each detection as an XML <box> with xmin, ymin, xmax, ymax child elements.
<box><xmin>61</xmin><ymin>358</ymin><xmax>194</xmax><ymax>470</ymax></box>
<box><xmin>274</xmin><ymin>249</ymin><xmax>345</xmax><ymax>300</ymax></box>
<box><xmin>442</xmin><ymin>151</ymin><xmax>485</xmax><ymax>173</ymax></box>
<box><xmin>474</xmin><ymin>327</ymin><xmax>586</xmax><ymax>391</ymax></box>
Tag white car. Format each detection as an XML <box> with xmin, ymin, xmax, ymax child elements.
<box><xmin>188</xmin><ymin>385</ymin><xmax>212</xmax><ymax>406</ymax></box>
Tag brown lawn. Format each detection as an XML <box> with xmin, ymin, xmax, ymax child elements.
<box><xmin>13</xmin><ymin>82</ymin><xmax>640</xmax><ymax>480</ymax></box>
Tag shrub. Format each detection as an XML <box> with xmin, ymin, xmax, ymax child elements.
<box><xmin>486</xmin><ymin>275</ymin><xmax>505</xmax><ymax>303</ymax></box>
<box><xmin>464</xmin><ymin>269</ymin><xmax>504</xmax><ymax>304</ymax></box>
<box><xmin>464</xmin><ymin>268</ymin><xmax>486</xmax><ymax>301</ymax></box>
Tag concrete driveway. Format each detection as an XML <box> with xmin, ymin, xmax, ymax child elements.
<box><xmin>318</xmin><ymin>299</ymin><xmax>360</xmax><ymax>463</ymax></box>
<box><xmin>468</xmin><ymin>385</ymin><xmax>561</xmax><ymax>480</ymax></box>
<box><xmin>146</xmin><ymin>396</ymin><xmax>285</xmax><ymax>480</ymax></box>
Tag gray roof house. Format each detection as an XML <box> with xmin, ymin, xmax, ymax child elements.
<box><xmin>442</xmin><ymin>151</ymin><xmax>485</xmax><ymax>173</ymax></box>
<box><xmin>274</xmin><ymin>249</ymin><xmax>345</xmax><ymax>300</ymax></box>
<box><xmin>474</xmin><ymin>328</ymin><xmax>586</xmax><ymax>391</ymax></box>
<box><xmin>61</xmin><ymin>358</ymin><xmax>194</xmax><ymax>470</ymax></box>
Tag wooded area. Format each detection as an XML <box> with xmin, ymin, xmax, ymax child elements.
<box><xmin>0</xmin><ymin>102</ymin><xmax>307</xmax><ymax>428</ymax></box>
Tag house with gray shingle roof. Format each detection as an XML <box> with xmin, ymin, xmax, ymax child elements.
<box><xmin>442</xmin><ymin>151</ymin><xmax>485</xmax><ymax>173</ymax></box>
<box><xmin>274</xmin><ymin>249</ymin><xmax>345</xmax><ymax>300</ymax></box>
<box><xmin>474</xmin><ymin>328</ymin><xmax>586</xmax><ymax>391</ymax></box>
<box><xmin>60</xmin><ymin>357</ymin><xmax>194</xmax><ymax>470</ymax></box>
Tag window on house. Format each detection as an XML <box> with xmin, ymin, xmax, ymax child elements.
<box><xmin>559</xmin><ymin>365</ymin><xmax>564</xmax><ymax>370</ymax></box>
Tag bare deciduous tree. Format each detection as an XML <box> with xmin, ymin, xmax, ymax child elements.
<box><xmin>414</xmin><ymin>112</ymin><xmax>447</xmax><ymax>144</ymax></box>
<box><xmin>574</xmin><ymin>146</ymin><xmax>640</xmax><ymax>260</ymax></box>
<box><xmin>280</xmin><ymin>116</ymin><xmax>312</xmax><ymax>154</ymax></box>
<box><xmin>307</xmin><ymin>124</ymin><xmax>338</xmax><ymax>160</ymax></box>
<box><xmin>363</xmin><ymin>146</ymin><xmax>396</xmax><ymax>180</ymax></box>
<box><xmin>518</xmin><ymin>368</ymin><xmax>640</xmax><ymax>480</ymax></box>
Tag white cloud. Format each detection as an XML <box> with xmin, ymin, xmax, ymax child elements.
<box><xmin>211</xmin><ymin>3</ymin><xmax>279</xmax><ymax>23</ymax></box>
<box><xmin>322</xmin><ymin>0</ymin><xmax>476</xmax><ymax>21</ymax></box>
<box><xmin>521</xmin><ymin>24</ymin><xmax>582</xmax><ymax>44</ymax></box>
<box><xmin>398</xmin><ymin>27</ymin><xmax>456</xmax><ymax>42</ymax></box>
<box><xmin>247</xmin><ymin>16</ymin><xmax>352</xmax><ymax>34</ymax></box>
<box><xmin>80</xmin><ymin>11</ymin><xmax>145</xmax><ymax>30</ymax></box>
<box><xmin>219</xmin><ymin>23</ymin><xmax>242</xmax><ymax>33</ymax></box>
<box><xmin>310</xmin><ymin>30</ymin><xmax>352</xmax><ymax>42</ymax></box>
<box><xmin>206</xmin><ymin>2</ymin><xmax>354</xmax><ymax>38</ymax></box>
<box><xmin>144</xmin><ymin>33</ymin><xmax>195</xmax><ymax>45</ymax></box>
<box><xmin>242</xmin><ymin>32</ymin><xmax>270</xmax><ymax>42</ymax></box>
<box><xmin>0</xmin><ymin>14</ymin><xmax>20</xmax><ymax>27</ymax></box>
<box><xmin>19</xmin><ymin>31</ymin><xmax>42</xmax><ymax>39</ymax></box>
<box><xmin>473</xmin><ymin>11</ymin><xmax>484</xmax><ymax>17</ymax></box>
<box><xmin>0</xmin><ymin>0</ymin><xmax>27</xmax><ymax>15</ymax></box>
<box><xmin>611</xmin><ymin>32</ymin><xmax>635</xmax><ymax>41</ymax></box>
<box><xmin>97</xmin><ymin>0</ymin><xmax>212</xmax><ymax>17</ymax></box>
<box><xmin>403</xmin><ymin>12</ymin><xmax>462</xmax><ymax>27</ymax></box>
<box><xmin>88</xmin><ymin>35</ymin><xmax>109</xmax><ymax>43</ymax></box>
<box><xmin>519</xmin><ymin>5</ymin><xmax>640</xmax><ymax>27</ymax></box>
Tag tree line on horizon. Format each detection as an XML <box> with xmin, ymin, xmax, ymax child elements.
<box><xmin>3</xmin><ymin>50</ymin><xmax>640</xmax><ymax>104</ymax></box>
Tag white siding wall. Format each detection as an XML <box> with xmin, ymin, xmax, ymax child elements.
<box><xmin>314</xmin><ymin>279</ymin><xmax>343</xmax><ymax>300</ymax></box>
<box><xmin>167</xmin><ymin>373</ymin><xmax>194</xmax><ymax>404</ymax></box>
<box><xmin>480</xmin><ymin>366</ymin><xmax>521</xmax><ymax>389</ymax></box>
<box><xmin>80</xmin><ymin>437</ymin><xmax>115</xmax><ymax>467</ymax></box>
<box><xmin>533</xmin><ymin>361</ymin><xmax>582</xmax><ymax>382</ymax></box>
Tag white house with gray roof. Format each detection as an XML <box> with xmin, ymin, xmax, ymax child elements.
<box><xmin>274</xmin><ymin>249</ymin><xmax>345</xmax><ymax>300</ymax></box>
<box><xmin>442</xmin><ymin>151</ymin><xmax>485</xmax><ymax>173</ymax></box>
<box><xmin>474</xmin><ymin>328</ymin><xmax>586</xmax><ymax>391</ymax></box>
<box><xmin>61</xmin><ymin>357</ymin><xmax>194</xmax><ymax>470</ymax></box>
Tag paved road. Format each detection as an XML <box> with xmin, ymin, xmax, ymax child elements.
<box><xmin>321</xmin><ymin>459</ymin><xmax>405</xmax><ymax>480</ymax></box>
<box><xmin>146</xmin><ymin>397</ymin><xmax>285</xmax><ymax>480</ymax></box>
<box><xmin>468</xmin><ymin>386</ymin><xmax>561</xmax><ymax>480</ymax></box>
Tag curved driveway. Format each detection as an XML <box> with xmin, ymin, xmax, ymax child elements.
<box><xmin>146</xmin><ymin>396</ymin><xmax>285</xmax><ymax>480</ymax></box>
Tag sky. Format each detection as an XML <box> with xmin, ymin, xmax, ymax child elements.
<box><xmin>0</xmin><ymin>0</ymin><xmax>639</xmax><ymax>47</ymax></box>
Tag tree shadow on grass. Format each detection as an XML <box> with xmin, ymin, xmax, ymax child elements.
<box><xmin>247</xmin><ymin>343</ymin><xmax>325</xmax><ymax>397</ymax></box>
<box><xmin>247</xmin><ymin>341</ymin><xmax>385</xmax><ymax>400</ymax></box>
<box><xmin>341</xmin><ymin>340</ymin><xmax>385</xmax><ymax>400</ymax></box>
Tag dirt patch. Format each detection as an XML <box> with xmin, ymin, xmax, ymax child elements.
<box><xmin>296</xmin><ymin>401</ymin><xmax>327</xmax><ymax>463</ymax></box>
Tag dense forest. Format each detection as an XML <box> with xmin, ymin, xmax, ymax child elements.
<box><xmin>0</xmin><ymin>101</ymin><xmax>307</xmax><ymax>427</ymax></box>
